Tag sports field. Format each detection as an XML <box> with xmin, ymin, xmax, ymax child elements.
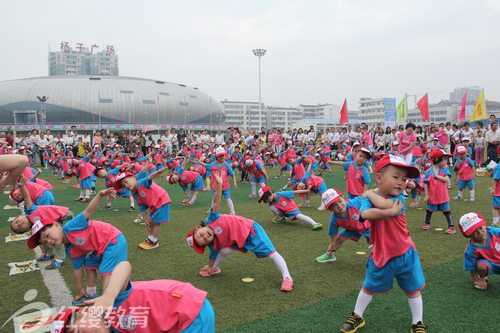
<box><xmin>0</xmin><ymin>166</ymin><xmax>497</xmax><ymax>332</ymax></box>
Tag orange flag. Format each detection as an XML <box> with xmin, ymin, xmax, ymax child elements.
<box><xmin>417</xmin><ymin>94</ymin><xmax>429</xmax><ymax>121</ymax></box>
<box><xmin>339</xmin><ymin>99</ymin><xmax>348</xmax><ymax>125</ymax></box>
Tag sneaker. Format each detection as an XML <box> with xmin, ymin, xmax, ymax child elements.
<box><xmin>128</xmin><ymin>206</ymin><xmax>135</xmax><ymax>212</ymax></box>
<box><xmin>185</xmin><ymin>202</ymin><xmax>194</xmax><ymax>205</ymax></box>
<box><xmin>75</xmin><ymin>197</ymin><xmax>83</xmax><ymax>201</ymax></box>
<box><xmin>453</xmin><ymin>196</ymin><xmax>462</xmax><ymax>200</ymax></box>
<box><xmin>133</xmin><ymin>218</ymin><xmax>143</xmax><ymax>223</ymax></box>
<box><xmin>80</xmin><ymin>198</ymin><xmax>90</xmax><ymax>203</ymax></box>
<box><xmin>248</xmin><ymin>194</ymin><xmax>257</xmax><ymax>198</ymax></box>
<box><xmin>36</xmin><ymin>254</ymin><xmax>54</xmax><ymax>262</ymax></box>
<box><xmin>179</xmin><ymin>200</ymin><xmax>187</xmax><ymax>205</ymax></box>
<box><xmin>470</xmin><ymin>198</ymin><xmax>475</xmax><ymax>202</ymax></box>
<box><xmin>46</xmin><ymin>261</ymin><xmax>64</xmax><ymax>270</ymax></box>
<box><xmin>199</xmin><ymin>267</ymin><xmax>221</xmax><ymax>277</ymax></box>
<box><xmin>340</xmin><ymin>312</ymin><xmax>365</xmax><ymax>333</ymax></box>
<box><xmin>90</xmin><ymin>190</ymin><xmax>96</xmax><ymax>195</ymax></box>
<box><xmin>298</xmin><ymin>202</ymin><xmax>310</xmax><ymax>208</ymax></box>
<box><xmin>447</xmin><ymin>185</ymin><xmax>451</xmax><ymax>189</ymax></box>
<box><xmin>410</xmin><ymin>321</ymin><xmax>428</xmax><ymax>333</ymax></box>
<box><xmin>281</xmin><ymin>277</ymin><xmax>293</xmax><ymax>291</ymax></box>
<box><xmin>422</xmin><ymin>223</ymin><xmax>430</xmax><ymax>230</ymax></box>
<box><xmin>316</xmin><ymin>253</ymin><xmax>337</xmax><ymax>263</ymax></box>
<box><xmin>317</xmin><ymin>205</ymin><xmax>326</xmax><ymax>211</ymax></box>
<box><xmin>275</xmin><ymin>175</ymin><xmax>281</xmax><ymax>179</ymax></box>
<box><xmin>101</xmin><ymin>204</ymin><xmax>111</xmax><ymax>210</ymax></box>
<box><xmin>272</xmin><ymin>217</ymin><xmax>286</xmax><ymax>224</ymax></box>
<box><xmin>72</xmin><ymin>184</ymin><xmax>81</xmax><ymax>189</ymax></box>
<box><xmin>312</xmin><ymin>223</ymin><xmax>323</xmax><ymax>230</ymax></box>
<box><xmin>72</xmin><ymin>292</ymin><xmax>98</xmax><ymax>306</ymax></box>
<box><xmin>202</xmin><ymin>187</ymin><xmax>210</xmax><ymax>191</ymax></box>
<box><xmin>138</xmin><ymin>239</ymin><xmax>159</xmax><ymax>250</ymax></box>
<box><xmin>493</xmin><ymin>221</ymin><xmax>500</xmax><ymax>226</ymax></box>
<box><xmin>445</xmin><ymin>227</ymin><xmax>456</xmax><ymax>234</ymax></box>
<box><xmin>229</xmin><ymin>211</ymin><xmax>236</xmax><ymax>215</ymax></box>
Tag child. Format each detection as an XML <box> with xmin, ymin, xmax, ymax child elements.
<box><xmin>258</xmin><ymin>186</ymin><xmax>323</xmax><ymax>230</ymax></box>
<box><xmin>94</xmin><ymin>164</ymin><xmax>136</xmax><ymax>212</ymax></box>
<box><xmin>492</xmin><ymin>148</ymin><xmax>500</xmax><ymax>226</ymax></box>
<box><xmin>423</xmin><ymin>149</ymin><xmax>456</xmax><ymax>234</ymax></box>
<box><xmin>339</xmin><ymin>155</ymin><xmax>427</xmax><ymax>333</ymax></box>
<box><xmin>474</xmin><ymin>130</ymin><xmax>485</xmax><ymax>166</ymax></box>
<box><xmin>327</xmin><ymin>147</ymin><xmax>372</xmax><ymax>199</ymax></box>
<box><xmin>51</xmin><ymin>261</ymin><xmax>215</xmax><ymax>332</ymax></box>
<box><xmin>26</xmin><ymin>188</ymin><xmax>127</xmax><ymax>306</ymax></box>
<box><xmin>459</xmin><ymin>212</ymin><xmax>500</xmax><ymax>291</ymax></box>
<box><xmin>186</xmin><ymin>172</ymin><xmax>294</xmax><ymax>292</ymax></box>
<box><xmin>453</xmin><ymin>146</ymin><xmax>476</xmax><ymax>201</ymax></box>
<box><xmin>114</xmin><ymin>163</ymin><xmax>171</xmax><ymax>250</ymax></box>
<box><xmin>244</xmin><ymin>156</ymin><xmax>269</xmax><ymax>198</ymax></box>
<box><xmin>9</xmin><ymin>178</ymin><xmax>55</xmax><ymax>206</ymax></box>
<box><xmin>167</xmin><ymin>168</ymin><xmax>204</xmax><ymax>205</ymax></box>
<box><xmin>315</xmin><ymin>188</ymin><xmax>371</xmax><ymax>263</ymax></box>
<box><xmin>293</xmin><ymin>174</ymin><xmax>327</xmax><ymax>210</ymax></box>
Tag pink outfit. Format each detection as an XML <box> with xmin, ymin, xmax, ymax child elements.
<box><xmin>134</xmin><ymin>181</ymin><xmax>171</xmax><ymax>214</ymax></box>
<box><xmin>210</xmin><ymin>214</ymin><xmax>255</xmax><ymax>250</ymax></box>
<box><xmin>26</xmin><ymin>205</ymin><xmax>69</xmax><ymax>223</ymax></box>
<box><xmin>65</xmin><ymin>221</ymin><xmax>122</xmax><ymax>257</ymax></box>
<box><xmin>178</xmin><ymin>171</ymin><xmax>199</xmax><ymax>186</ymax></box>
<box><xmin>398</xmin><ymin>131</ymin><xmax>417</xmax><ymax>153</ymax></box>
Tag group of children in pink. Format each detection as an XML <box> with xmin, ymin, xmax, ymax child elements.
<box><xmin>1</xmin><ymin>120</ymin><xmax>499</xmax><ymax>333</ymax></box>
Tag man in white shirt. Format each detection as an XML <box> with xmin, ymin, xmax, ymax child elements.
<box><xmin>486</xmin><ymin>121</ymin><xmax>500</xmax><ymax>163</ymax></box>
<box><xmin>215</xmin><ymin>130</ymin><xmax>225</xmax><ymax>145</ymax></box>
<box><xmin>37</xmin><ymin>132</ymin><xmax>48</xmax><ymax>168</ymax></box>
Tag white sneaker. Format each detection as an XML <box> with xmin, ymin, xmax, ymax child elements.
<box><xmin>134</xmin><ymin>218</ymin><xmax>143</xmax><ymax>223</ymax></box>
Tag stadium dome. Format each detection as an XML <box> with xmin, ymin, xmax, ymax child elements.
<box><xmin>0</xmin><ymin>76</ymin><xmax>224</xmax><ymax>128</ymax></box>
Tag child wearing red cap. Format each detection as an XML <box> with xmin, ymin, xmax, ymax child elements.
<box><xmin>459</xmin><ymin>212</ymin><xmax>500</xmax><ymax>290</ymax></box>
<box><xmin>167</xmin><ymin>158</ymin><xmax>204</xmax><ymax>206</ymax></box>
<box><xmin>243</xmin><ymin>156</ymin><xmax>269</xmax><ymax>198</ymax></box>
<box><xmin>114</xmin><ymin>162</ymin><xmax>171</xmax><ymax>250</ymax></box>
<box><xmin>492</xmin><ymin>149</ymin><xmax>500</xmax><ymax>226</ymax></box>
<box><xmin>315</xmin><ymin>188</ymin><xmax>371</xmax><ymax>263</ymax></box>
<box><xmin>187</xmin><ymin>172</ymin><xmax>294</xmax><ymax>291</ymax></box>
<box><xmin>423</xmin><ymin>149</ymin><xmax>456</xmax><ymax>234</ymax></box>
<box><xmin>258</xmin><ymin>186</ymin><xmax>322</xmax><ymax>230</ymax></box>
<box><xmin>51</xmin><ymin>261</ymin><xmax>215</xmax><ymax>332</ymax></box>
<box><xmin>339</xmin><ymin>155</ymin><xmax>427</xmax><ymax>333</ymax></box>
<box><xmin>293</xmin><ymin>174</ymin><xmax>327</xmax><ymax>210</ymax></box>
<box><xmin>453</xmin><ymin>146</ymin><xmax>476</xmax><ymax>201</ymax></box>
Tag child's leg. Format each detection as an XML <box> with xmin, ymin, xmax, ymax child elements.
<box><xmin>424</xmin><ymin>210</ymin><xmax>433</xmax><ymax>226</ymax></box>
<box><xmin>212</xmin><ymin>248</ymin><xmax>234</xmax><ymax>268</ymax></box>
<box><xmin>79</xmin><ymin>188</ymin><xmax>84</xmax><ymax>199</ymax></box>
<box><xmin>268</xmin><ymin>252</ymin><xmax>291</xmax><ymax>279</ymax></box>
<box><xmin>469</xmin><ymin>186</ymin><xmax>475</xmax><ymax>200</ymax></box>
<box><xmin>86</xmin><ymin>268</ymin><xmax>98</xmax><ymax>295</ymax></box>
<box><xmin>407</xmin><ymin>291</ymin><xmax>424</xmax><ymax>325</ymax></box>
<box><xmin>443</xmin><ymin>211</ymin><xmax>455</xmax><ymax>228</ymax></box>
<box><xmin>189</xmin><ymin>190</ymin><xmax>199</xmax><ymax>203</ymax></box>
<box><xmin>148</xmin><ymin>223</ymin><xmax>161</xmax><ymax>243</ymax></box>
<box><xmin>270</xmin><ymin>206</ymin><xmax>282</xmax><ymax>218</ymax></box>
<box><xmin>186</xmin><ymin>190</ymin><xmax>194</xmax><ymax>201</ymax></box>
<box><xmin>294</xmin><ymin>213</ymin><xmax>316</xmax><ymax>226</ymax></box>
<box><xmin>53</xmin><ymin>244</ymin><xmax>66</xmax><ymax>263</ymax></box>
<box><xmin>84</xmin><ymin>189</ymin><xmax>90</xmax><ymax>199</ymax></box>
<box><xmin>493</xmin><ymin>207</ymin><xmax>500</xmax><ymax>225</ymax></box>
<box><xmin>128</xmin><ymin>196</ymin><xmax>135</xmax><ymax>208</ymax></box>
<box><xmin>225</xmin><ymin>197</ymin><xmax>235</xmax><ymax>214</ymax></box>
<box><xmin>354</xmin><ymin>289</ymin><xmax>374</xmax><ymax>317</ymax></box>
<box><xmin>457</xmin><ymin>188</ymin><xmax>463</xmax><ymax>198</ymax></box>
<box><xmin>250</xmin><ymin>182</ymin><xmax>257</xmax><ymax>195</ymax></box>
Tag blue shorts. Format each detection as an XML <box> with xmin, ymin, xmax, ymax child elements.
<box><xmin>83</xmin><ymin>234</ymin><xmax>128</xmax><ymax>276</ymax></box>
<box><xmin>291</xmin><ymin>172</ymin><xmax>311</xmax><ymax>185</ymax></box>
<box><xmin>311</xmin><ymin>182</ymin><xmax>327</xmax><ymax>195</ymax></box>
<box><xmin>492</xmin><ymin>196</ymin><xmax>500</xmax><ymax>209</ymax></box>
<box><xmin>280</xmin><ymin>164</ymin><xmax>292</xmax><ymax>172</ymax></box>
<box><xmin>426</xmin><ymin>201</ymin><xmax>450</xmax><ymax>212</ymax></box>
<box><xmin>116</xmin><ymin>188</ymin><xmax>132</xmax><ymax>198</ymax></box>
<box><xmin>91</xmin><ymin>175</ymin><xmax>97</xmax><ymax>182</ymax></box>
<box><xmin>347</xmin><ymin>193</ymin><xmax>359</xmax><ymax>200</ymax></box>
<box><xmin>150</xmin><ymin>203</ymin><xmax>170</xmax><ymax>224</ymax></box>
<box><xmin>181</xmin><ymin>298</ymin><xmax>215</xmax><ymax>333</ymax></box>
<box><xmin>309</xmin><ymin>162</ymin><xmax>318</xmax><ymax>171</ymax></box>
<box><xmin>181</xmin><ymin>175</ymin><xmax>204</xmax><ymax>192</ymax></box>
<box><xmin>339</xmin><ymin>228</ymin><xmax>371</xmax><ymax>244</ymax></box>
<box><xmin>229</xmin><ymin>222</ymin><xmax>276</xmax><ymax>258</ymax></box>
<box><xmin>156</xmin><ymin>163</ymin><xmax>164</xmax><ymax>171</ymax></box>
<box><xmin>212</xmin><ymin>189</ymin><xmax>231</xmax><ymax>199</ymax></box>
<box><xmin>252</xmin><ymin>176</ymin><xmax>267</xmax><ymax>184</ymax></box>
<box><xmin>363</xmin><ymin>247</ymin><xmax>425</xmax><ymax>294</ymax></box>
<box><xmin>80</xmin><ymin>177</ymin><xmax>95</xmax><ymax>189</ymax></box>
<box><xmin>281</xmin><ymin>209</ymin><xmax>301</xmax><ymax>220</ymax></box>
<box><xmin>37</xmin><ymin>191</ymin><xmax>55</xmax><ymax>206</ymax></box>
<box><xmin>321</xmin><ymin>165</ymin><xmax>331</xmax><ymax>170</ymax></box>
<box><xmin>477</xmin><ymin>260</ymin><xmax>500</xmax><ymax>276</ymax></box>
<box><xmin>458</xmin><ymin>179</ymin><xmax>475</xmax><ymax>189</ymax></box>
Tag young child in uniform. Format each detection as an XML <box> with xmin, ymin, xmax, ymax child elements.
<box><xmin>244</xmin><ymin>156</ymin><xmax>269</xmax><ymax>198</ymax></box>
<box><xmin>423</xmin><ymin>149</ymin><xmax>456</xmax><ymax>234</ymax></box>
<box><xmin>167</xmin><ymin>167</ymin><xmax>204</xmax><ymax>205</ymax></box>
<box><xmin>258</xmin><ymin>186</ymin><xmax>323</xmax><ymax>230</ymax></box>
<box><xmin>292</xmin><ymin>174</ymin><xmax>328</xmax><ymax>210</ymax></box>
<box><xmin>315</xmin><ymin>188</ymin><xmax>371</xmax><ymax>263</ymax></box>
<box><xmin>459</xmin><ymin>212</ymin><xmax>500</xmax><ymax>291</ymax></box>
<box><xmin>114</xmin><ymin>162</ymin><xmax>171</xmax><ymax>250</ymax></box>
<box><xmin>492</xmin><ymin>148</ymin><xmax>500</xmax><ymax>226</ymax></box>
<box><xmin>453</xmin><ymin>145</ymin><xmax>476</xmax><ymax>201</ymax></box>
<box><xmin>339</xmin><ymin>155</ymin><xmax>427</xmax><ymax>333</ymax></box>
<box><xmin>26</xmin><ymin>188</ymin><xmax>126</xmax><ymax>306</ymax></box>
<box><xmin>51</xmin><ymin>261</ymin><xmax>215</xmax><ymax>333</ymax></box>
<box><xmin>186</xmin><ymin>172</ymin><xmax>294</xmax><ymax>292</ymax></box>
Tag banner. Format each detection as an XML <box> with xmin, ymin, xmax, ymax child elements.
<box><xmin>0</xmin><ymin>124</ymin><xmax>229</xmax><ymax>132</ymax></box>
<box><xmin>384</xmin><ymin>98</ymin><xmax>396</xmax><ymax>128</ymax></box>
<box><xmin>396</xmin><ymin>94</ymin><xmax>407</xmax><ymax>123</ymax></box>
<box><xmin>470</xmin><ymin>89</ymin><xmax>486</xmax><ymax>122</ymax></box>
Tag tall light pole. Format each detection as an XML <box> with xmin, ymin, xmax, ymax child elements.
<box><xmin>252</xmin><ymin>48</ymin><xmax>266</xmax><ymax>131</ymax></box>
<box><xmin>37</xmin><ymin>96</ymin><xmax>49</xmax><ymax>133</ymax></box>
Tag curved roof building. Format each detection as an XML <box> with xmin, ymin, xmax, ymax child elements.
<box><xmin>0</xmin><ymin>76</ymin><xmax>223</xmax><ymax>129</ymax></box>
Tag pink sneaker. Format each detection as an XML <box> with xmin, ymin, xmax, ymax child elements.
<box><xmin>185</xmin><ymin>202</ymin><xmax>194</xmax><ymax>206</ymax></box>
<box><xmin>179</xmin><ymin>200</ymin><xmax>187</xmax><ymax>205</ymax></box>
<box><xmin>229</xmin><ymin>211</ymin><xmax>236</xmax><ymax>215</ymax></box>
<box><xmin>199</xmin><ymin>267</ymin><xmax>221</xmax><ymax>277</ymax></box>
<box><xmin>281</xmin><ymin>277</ymin><xmax>293</xmax><ymax>291</ymax></box>
<box><xmin>422</xmin><ymin>223</ymin><xmax>430</xmax><ymax>230</ymax></box>
<box><xmin>248</xmin><ymin>194</ymin><xmax>256</xmax><ymax>198</ymax></box>
<box><xmin>72</xmin><ymin>184</ymin><xmax>81</xmax><ymax>188</ymax></box>
<box><xmin>445</xmin><ymin>227</ymin><xmax>456</xmax><ymax>234</ymax></box>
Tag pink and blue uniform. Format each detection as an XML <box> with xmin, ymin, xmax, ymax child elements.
<box><xmin>178</xmin><ymin>170</ymin><xmax>204</xmax><ymax>192</ymax></box>
<box><xmin>106</xmin><ymin>280</ymin><xmax>214</xmax><ymax>333</ymax></box>
<box><xmin>206</xmin><ymin>209</ymin><xmax>276</xmax><ymax>259</ymax></box>
<box><xmin>328</xmin><ymin>197</ymin><xmax>371</xmax><ymax>243</ymax></box>
<box><xmin>424</xmin><ymin>167</ymin><xmax>451</xmax><ymax>212</ymax></box>
<box><xmin>23</xmin><ymin>181</ymin><xmax>54</xmax><ymax>206</ymax></box>
<box><xmin>63</xmin><ymin>212</ymin><xmax>127</xmax><ymax>275</ymax></box>
<box><xmin>360</xmin><ymin>194</ymin><xmax>425</xmax><ymax>294</ymax></box>
<box><xmin>319</xmin><ymin>154</ymin><xmax>331</xmax><ymax>170</ymax></box>
<box><xmin>453</xmin><ymin>157</ymin><xmax>475</xmax><ymax>190</ymax></box>
<box><xmin>205</xmin><ymin>162</ymin><xmax>235</xmax><ymax>199</ymax></box>
<box><xmin>268</xmin><ymin>191</ymin><xmax>301</xmax><ymax>220</ymax></box>
<box><xmin>132</xmin><ymin>172</ymin><xmax>171</xmax><ymax>224</ymax></box>
<box><xmin>493</xmin><ymin>164</ymin><xmax>500</xmax><ymax>208</ymax></box>
<box><xmin>290</xmin><ymin>161</ymin><xmax>310</xmax><ymax>185</ymax></box>
<box><xmin>24</xmin><ymin>204</ymin><xmax>72</xmax><ymax>224</ymax></box>
<box><xmin>77</xmin><ymin>157</ymin><xmax>96</xmax><ymax>189</ymax></box>
<box><xmin>247</xmin><ymin>161</ymin><xmax>266</xmax><ymax>184</ymax></box>
<box><xmin>464</xmin><ymin>227</ymin><xmax>500</xmax><ymax>277</ymax></box>
<box><xmin>343</xmin><ymin>161</ymin><xmax>371</xmax><ymax>199</ymax></box>
<box><xmin>107</xmin><ymin>168</ymin><xmax>132</xmax><ymax>198</ymax></box>
<box><xmin>303</xmin><ymin>175</ymin><xmax>327</xmax><ymax>195</ymax></box>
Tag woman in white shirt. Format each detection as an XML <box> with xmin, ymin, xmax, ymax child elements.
<box><xmin>82</xmin><ymin>132</ymin><xmax>91</xmax><ymax>147</ymax></box>
<box><xmin>161</xmin><ymin>130</ymin><xmax>173</xmax><ymax>154</ymax></box>
<box><xmin>45</xmin><ymin>129</ymin><xmax>54</xmax><ymax>147</ymax></box>
<box><xmin>14</xmin><ymin>132</ymin><xmax>22</xmax><ymax>149</ymax></box>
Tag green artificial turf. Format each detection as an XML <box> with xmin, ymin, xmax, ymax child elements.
<box><xmin>0</xmin><ymin>165</ymin><xmax>496</xmax><ymax>332</ymax></box>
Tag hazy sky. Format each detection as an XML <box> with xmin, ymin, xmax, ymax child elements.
<box><xmin>1</xmin><ymin>0</ymin><xmax>498</xmax><ymax>109</ymax></box>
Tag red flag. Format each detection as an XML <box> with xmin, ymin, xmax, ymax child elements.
<box><xmin>339</xmin><ymin>99</ymin><xmax>348</xmax><ymax>125</ymax></box>
<box><xmin>459</xmin><ymin>91</ymin><xmax>467</xmax><ymax>122</ymax></box>
<box><xmin>417</xmin><ymin>94</ymin><xmax>429</xmax><ymax>121</ymax></box>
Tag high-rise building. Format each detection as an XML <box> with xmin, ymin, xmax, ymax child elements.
<box><xmin>358</xmin><ymin>97</ymin><xmax>391</xmax><ymax>126</ymax></box>
<box><xmin>49</xmin><ymin>41</ymin><xmax>118</xmax><ymax>76</ymax></box>
<box><xmin>449</xmin><ymin>86</ymin><xmax>482</xmax><ymax>102</ymax></box>
<box><xmin>220</xmin><ymin>101</ymin><xmax>263</xmax><ymax>129</ymax></box>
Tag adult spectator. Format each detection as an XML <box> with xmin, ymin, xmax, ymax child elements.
<box><xmin>14</xmin><ymin>132</ymin><xmax>22</xmax><ymax>149</ymax></box>
<box><xmin>37</xmin><ymin>132</ymin><xmax>48</xmax><ymax>167</ymax></box>
<box><xmin>171</xmin><ymin>129</ymin><xmax>178</xmax><ymax>151</ymax></box>
<box><xmin>161</xmin><ymin>130</ymin><xmax>173</xmax><ymax>154</ymax></box>
<box><xmin>488</xmin><ymin>114</ymin><xmax>497</xmax><ymax>131</ymax></box>
<box><xmin>215</xmin><ymin>130</ymin><xmax>225</xmax><ymax>145</ymax></box>
<box><xmin>45</xmin><ymin>129</ymin><xmax>54</xmax><ymax>147</ymax></box>
<box><xmin>461</xmin><ymin>122</ymin><xmax>474</xmax><ymax>142</ymax></box>
<box><xmin>5</xmin><ymin>132</ymin><xmax>14</xmax><ymax>147</ymax></box>
<box><xmin>486</xmin><ymin>121</ymin><xmax>500</xmax><ymax>163</ymax></box>
<box><xmin>433</xmin><ymin>123</ymin><xmax>450</xmax><ymax>152</ymax></box>
<box><xmin>93</xmin><ymin>131</ymin><xmax>102</xmax><ymax>148</ymax></box>
<box><xmin>118</xmin><ymin>130</ymin><xmax>129</xmax><ymax>148</ymax></box>
<box><xmin>145</xmin><ymin>132</ymin><xmax>154</xmax><ymax>152</ymax></box>
<box><xmin>177</xmin><ymin>129</ymin><xmax>188</xmax><ymax>147</ymax></box>
<box><xmin>397</xmin><ymin>123</ymin><xmax>417</xmax><ymax>164</ymax></box>
<box><xmin>307</xmin><ymin>126</ymin><xmax>316</xmax><ymax>142</ymax></box>
<box><xmin>82</xmin><ymin>132</ymin><xmax>91</xmax><ymax>147</ymax></box>
<box><xmin>30</xmin><ymin>130</ymin><xmax>40</xmax><ymax>167</ymax></box>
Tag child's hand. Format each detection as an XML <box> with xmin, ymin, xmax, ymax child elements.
<box><xmin>82</xmin><ymin>294</ymin><xmax>114</xmax><ymax>319</ymax></box>
<box><xmin>145</xmin><ymin>216</ymin><xmax>153</xmax><ymax>232</ymax></box>
<box><xmin>74</xmin><ymin>289</ymin><xmax>89</xmax><ymax>301</ymax></box>
<box><xmin>101</xmin><ymin>189</ymin><xmax>117</xmax><ymax>198</ymax></box>
<box><xmin>492</xmin><ymin>189</ymin><xmax>495</xmax><ymax>196</ymax></box>
<box><xmin>474</xmin><ymin>278</ymin><xmax>488</xmax><ymax>290</ymax></box>
<box><xmin>424</xmin><ymin>195</ymin><xmax>429</xmax><ymax>203</ymax></box>
<box><xmin>389</xmin><ymin>199</ymin><xmax>403</xmax><ymax>215</ymax></box>
<box><xmin>213</xmin><ymin>172</ymin><xmax>223</xmax><ymax>185</ymax></box>
<box><xmin>37</xmin><ymin>168</ymin><xmax>42</xmax><ymax>174</ymax></box>
<box><xmin>18</xmin><ymin>177</ymin><xmax>27</xmax><ymax>187</ymax></box>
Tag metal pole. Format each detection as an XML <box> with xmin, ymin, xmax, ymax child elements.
<box><xmin>253</xmin><ymin>49</ymin><xmax>266</xmax><ymax>131</ymax></box>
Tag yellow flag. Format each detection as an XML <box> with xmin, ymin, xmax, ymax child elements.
<box><xmin>470</xmin><ymin>89</ymin><xmax>486</xmax><ymax>122</ymax></box>
<box><xmin>396</xmin><ymin>94</ymin><xmax>407</xmax><ymax>123</ymax></box>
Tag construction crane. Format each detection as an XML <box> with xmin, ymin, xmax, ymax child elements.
<box><xmin>407</xmin><ymin>91</ymin><xmax>445</xmax><ymax>109</ymax></box>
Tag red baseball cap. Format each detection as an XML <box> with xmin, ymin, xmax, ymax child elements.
<box><xmin>430</xmin><ymin>149</ymin><xmax>452</xmax><ymax>160</ymax></box>
<box><xmin>321</xmin><ymin>188</ymin><xmax>343</xmax><ymax>210</ymax></box>
<box><xmin>186</xmin><ymin>228</ymin><xmax>205</xmax><ymax>254</ymax></box>
<box><xmin>166</xmin><ymin>174</ymin><xmax>175</xmax><ymax>184</ymax></box>
<box><xmin>93</xmin><ymin>167</ymin><xmax>105</xmax><ymax>177</ymax></box>
<box><xmin>215</xmin><ymin>147</ymin><xmax>226</xmax><ymax>157</ymax></box>
<box><xmin>375</xmin><ymin>155</ymin><xmax>420</xmax><ymax>179</ymax></box>
<box><xmin>458</xmin><ymin>212</ymin><xmax>486</xmax><ymax>236</ymax></box>
<box><xmin>456</xmin><ymin>146</ymin><xmax>467</xmax><ymax>154</ymax></box>
<box><xmin>292</xmin><ymin>183</ymin><xmax>306</xmax><ymax>197</ymax></box>
<box><xmin>258</xmin><ymin>186</ymin><xmax>272</xmax><ymax>203</ymax></box>
<box><xmin>114</xmin><ymin>172</ymin><xmax>134</xmax><ymax>192</ymax></box>
<box><xmin>51</xmin><ymin>307</ymin><xmax>81</xmax><ymax>332</ymax></box>
<box><xmin>356</xmin><ymin>147</ymin><xmax>373</xmax><ymax>158</ymax></box>
<box><xmin>27</xmin><ymin>218</ymin><xmax>57</xmax><ymax>249</ymax></box>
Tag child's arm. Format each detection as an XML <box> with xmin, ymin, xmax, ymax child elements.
<box><xmin>19</xmin><ymin>177</ymin><xmax>33</xmax><ymax>210</ymax></box>
<box><xmin>146</xmin><ymin>164</ymin><xmax>167</xmax><ymax>182</ymax></box>
<box><xmin>326</xmin><ymin>160</ymin><xmax>343</xmax><ymax>166</ymax></box>
<box><xmin>212</xmin><ymin>172</ymin><xmax>223</xmax><ymax>212</ymax></box>
<box><xmin>360</xmin><ymin>199</ymin><xmax>403</xmax><ymax>220</ymax></box>
<box><xmin>362</xmin><ymin>190</ymin><xmax>394</xmax><ymax>209</ymax></box>
<box><xmin>424</xmin><ymin>183</ymin><xmax>430</xmax><ymax>203</ymax></box>
<box><xmin>493</xmin><ymin>179</ymin><xmax>498</xmax><ymax>196</ymax></box>
<box><xmin>293</xmin><ymin>189</ymin><xmax>311</xmax><ymax>195</ymax></box>
<box><xmin>196</xmin><ymin>159</ymin><xmax>206</xmax><ymax>167</ymax></box>
<box><xmin>435</xmin><ymin>174</ymin><xmax>449</xmax><ymax>183</ymax></box>
<box><xmin>83</xmin><ymin>261</ymin><xmax>132</xmax><ymax>318</ymax></box>
<box><xmin>181</xmin><ymin>156</ymin><xmax>187</xmax><ymax>170</ymax></box>
<box><xmin>232</xmin><ymin>173</ymin><xmax>238</xmax><ymax>190</ymax></box>
<box><xmin>363</xmin><ymin>183</ymin><xmax>368</xmax><ymax>194</ymax></box>
<box><xmin>32</xmin><ymin>168</ymin><xmax>42</xmax><ymax>180</ymax></box>
<box><xmin>73</xmin><ymin>267</ymin><xmax>88</xmax><ymax>301</ymax></box>
<box><xmin>0</xmin><ymin>155</ymin><xmax>28</xmax><ymax>191</ymax></box>
<box><xmin>83</xmin><ymin>189</ymin><xmax>116</xmax><ymax>220</ymax></box>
